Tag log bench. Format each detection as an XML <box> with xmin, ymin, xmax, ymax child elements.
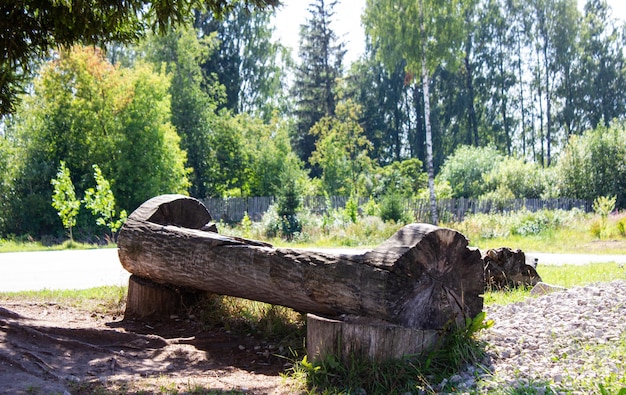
<box><xmin>117</xmin><ymin>194</ymin><xmax>485</xmax><ymax>361</ymax></box>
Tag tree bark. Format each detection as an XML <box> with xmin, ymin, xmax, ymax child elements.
<box><xmin>418</xmin><ymin>0</ymin><xmax>438</xmax><ymax>225</ymax></box>
<box><xmin>125</xmin><ymin>274</ymin><xmax>203</xmax><ymax>320</ymax></box>
<box><xmin>307</xmin><ymin>314</ymin><xmax>440</xmax><ymax>362</ymax></box>
<box><xmin>118</xmin><ymin>195</ymin><xmax>484</xmax><ymax>329</ymax></box>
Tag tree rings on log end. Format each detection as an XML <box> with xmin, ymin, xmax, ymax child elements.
<box><xmin>307</xmin><ymin>314</ymin><xmax>440</xmax><ymax>363</ymax></box>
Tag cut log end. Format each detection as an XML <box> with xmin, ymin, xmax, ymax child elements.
<box><xmin>367</xmin><ymin>224</ymin><xmax>484</xmax><ymax>329</ymax></box>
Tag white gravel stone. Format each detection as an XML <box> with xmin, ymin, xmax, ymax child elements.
<box><xmin>441</xmin><ymin>279</ymin><xmax>626</xmax><ymax>393</ymax></box>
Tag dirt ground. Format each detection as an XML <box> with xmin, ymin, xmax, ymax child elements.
<box><xmin>0</xmin><ymin>302</ymin><xmax>300</xmax><ymax>394</ymax></box>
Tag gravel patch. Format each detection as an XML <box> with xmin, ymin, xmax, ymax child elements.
<box><xmin>440</xmin><ymin>280</ymin><xmax>626</xmax><ymax>394</ymax></box>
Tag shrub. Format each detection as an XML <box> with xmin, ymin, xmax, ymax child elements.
<box><xmin>558</xmin><ymin>122</ymin><xmax>626</xmax><ymax>208</ymax></box>
<box><xmin>276</xmin><ymin>178</ymin><xmax>302</xmax><ymax>240</ymax></box>
<box><xmin>482</xmin><ymin>157</ymin><xmax>547</xmax><ymax>198</ymax></box>
<box><xmin>479</xmin><ymin>185</ymin><xmax>516</xmax><ymax>211</ymax></box>
<box><xmin>437</xmin><ymin>145</ymin><xmax>503</xmax><ymax>198</ymax></box>
<box><xmin>512</xmin><ymin>211</ymin><xmax>550</xmax><ymax>236</ymax></box>
<box><xmin>379</xmin><ymin>193</ymin><xmax>407</xmax><ymax>223</ymax></box>
<box><xmin>342</xmin><ymin>195</ymin><xmax>359</xmax><ymax>224</ymax></box>
<box><xmin>591</xmin><ymin>196</ymin><xmax>617</xmax><ymax>239</ymax></box>
<box><xmin>360</xmin><ymin>196</ymin><xmax>379</xmax><ymax>217</ymax></box>
<box><xmin>618</xmin><ymin>215</ymin><xmax>626</xmax><ymax>237</ymax></box>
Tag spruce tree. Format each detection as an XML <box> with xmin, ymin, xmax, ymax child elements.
<box><xmin>292</xmin><ymin>0</ymin><xmax>346</xmax><ymax>175</ymax></box>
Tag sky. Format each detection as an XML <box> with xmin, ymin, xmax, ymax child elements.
<box><xmin>272</xmin><ymin>0</ymin><xmax>626</xmax><ymax>66</ymax></box>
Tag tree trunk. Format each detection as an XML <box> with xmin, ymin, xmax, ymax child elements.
<box><xmin>118</xmin><ymin>195</ymin><xmax>484</xmax><ymax>329</ymax></box>
<box><xmin>418</xmin><ymin>0</ymin><xmax>438</xmax><ymax>225</ymax></box>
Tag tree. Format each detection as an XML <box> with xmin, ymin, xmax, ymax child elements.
<box><xmin>292</xmin><ymin>0</ymin><xmax>345</xmax><ymax>172</ymax></box>
<box><xmin>309</xmin><ymin>97</ymin><xmax>373</xmax><ymax>196</ymax></box>
<box><xmin>437</xmin><ymin>145</ymin><xmax>504</xmax><ymax>199</ymax></box>
<box><xmin>83</xmin><ymin>164</ymin><xmax>128</xmax><ymax>241</ymax></box>
<box><xmin>51</xmin><ymin>161</ymin><xmax>80</xmax><ymax>241</ymax></box>
<box><xmin>142</xmin><ymin>26</ymin><xmax>224</xmax><ymax>198</ymax></box>
<box><xmin>195</xmin><ymin>5</ymin><xmax>290</xmax><ymax>120</ymax></box>
<box><xmin>237</xmin><ymin>114</ymin><xmax>308</xmax><ymax>197</ymax></box>
<box><xmin>364</xmin><ymin>0</ymin><xmax>467</xmax><ymax>224</ymax></box>
<box><xmin>551</xmin><ymin>0</ymin><xmax>582</xmax><ymax>137</ymax></box>
<box><xmin>482</xmin><ymin>157</ymin><xmax>547</xmax><ymax>198</ymax></box>
<box><xmin>0</xmin><ymin>133</ymin><xmax>17</xmax><ymax>235</ymax></box>
<box><xmin>577</xmin><ymin>0</ymin><xmax>626</xmax><ymax>130</ymax></box>
<box><xmin>558</xmin><ymin>122</ymin><xmax>626</xmax><ymax>208</ymax></box>
<box><xmin>347</xmin><ymin>53</ymin><xmax>411</xmax><ymax>166</ymax></box>
<box><xmin>0</xmin><ymin>0</ymin><xmax>278</xmax><ymax>116</ymax></box>
<box><xmin>372</xmin><ymin>158</ymin><xmax>428</xmax><ymax>199</ymax></box>
<box><xmin>473</xmin><ymin>0</ymin><xmax>518</xmax><ymax>154</ymax></box>
<box><xmin>7</xmin><ymin>46</ymin><xmax>189</xmax><ymax>237</ymax></box>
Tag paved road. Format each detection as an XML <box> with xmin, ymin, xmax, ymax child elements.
<box><xmin>527</xmin><ymin>252</ymin><xmax>626</xmax><ymax>266</ymax></box>
<box><xmin>0</xmin><ymin>249</ymin><xmax>130</xmax><ymax>292</ymax></box>
<box><xmin>0</xmin><ymin>248</ymin><xmax>624</xmax><ymax>292</ymax></box>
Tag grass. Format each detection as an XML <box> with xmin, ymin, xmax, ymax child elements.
<box><xmin>0</xmin><ymin>238</ymin><xmax>114</xmax><ymax>253</ymax></box>
<box><xmin>453</xmin><ymin>209</ymin><xmax>626</xmax><ymax>254</ymax></box>
<box><xmin>484</xmin><ymin>262</ymin><xmax>626</xmax><ymax>306</ymax></box>
<box><xmin>0</xmin><ymin>285</ymin><xmax>127</xmax><ymax>315</ymax></box>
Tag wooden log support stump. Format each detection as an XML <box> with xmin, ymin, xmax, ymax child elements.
<box><xmin>117</xmin><ymin>194</ymin><xmax>485</xmax><ymax>361</ymax></box>
<box><xmin>307</xmin><ymin>314</ymin><xmax>440</xmax><ymax>362</ymax></box>
<box><xmin>125</xmin><ymin>274</ymin><xmax>204</xmax><ymax>320</ymax></box>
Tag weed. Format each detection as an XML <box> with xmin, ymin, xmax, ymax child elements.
<box><xmin>188</xmin><ymin>294</ymin><xmax>305</xmax><ymax>348</ymax></box>
<box><xmin>290</xmin><ymin>312</ymin><xmax>492</xmax><ymax>394</ymax></box>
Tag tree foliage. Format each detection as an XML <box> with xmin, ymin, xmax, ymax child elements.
<box><xmin>142</xmin><ymin>26</ymin><xmax>223</xmax><ymax>198</ymax></box>
<box><xmin>437</xmin><ymin>145</ymin><xmax>503</xmax><ymax>198</ymax></box>
<box><xmin>83</xmin><ymin>164</ymin><xmax>127</xmax><ymax>239</ymax></box>
<box><xmin>195</xmin><ymin>5</ymin><xmax>289</xmax><ymax>120</ymax></box>
<box><xmin>292</xmin><ymin>0</ymin><xmax>345</xmax><ymax>171</ymax></box>
<box><xmin>363</xmin><ymin>0</ymin><xmax>468</xmax><ymax>224</ymax></box>
<box><xmin>373</xmin><ymin>158</ymin><xmax>428</xmax><ymax>199</ymax></box>
<box><xmin>51</xmin><ymin>161</ymin><xmax>80</xmax><ymax>241</ymax></box>
<box><xmin>0</xmin><ymin>0</ymin><xmax>278</xmax><ymax>116</ymax></box>
<box><xmin>309</xmin><ymin>97</ymin><xmax>373</xmax><ymax>196</ymax></box>
<box><xmin>6</xmin><ymin>46</ymin><xmax>189</xmax><ymax>237</ymax></box>
<box><xmin>558</xmin><ymin>122</ymin><xmax>626</xmax><ymax>208</ymax></box>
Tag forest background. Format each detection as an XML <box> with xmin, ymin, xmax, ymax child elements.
<box><xmin>1</xmin><ymin>0</ymin><xmax>626</xmax><ymax>241</ymax></box>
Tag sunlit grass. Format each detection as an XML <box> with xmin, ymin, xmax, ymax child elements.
<box><xmin>0</xmin><ymin>238</ymin><xmax>114</xmax><ymax>253</ymax></box>
<box><xmin>0</xmin><ymin>285</ymin><xmax>127</xmax><ymax>314</ymax></box>
<box><xmin>484</xmin><ymin>262</ymin><xmax>626</xmax><ymax>306</ymax></box>
<box><xmin>448</xmin><ymin>209</ymin><xmax>626</xmax><ymax>254</ymax></box>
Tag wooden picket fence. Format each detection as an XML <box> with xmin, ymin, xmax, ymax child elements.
<box><xmin>202</xmin><ymin>196</ymin><xmax>591</xmax><ymax>224</ymax></box>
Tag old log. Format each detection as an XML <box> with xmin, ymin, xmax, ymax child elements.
<box><xmin>118</xmin><ymin>194</ymin><xmax>484</xmax><ymax>330</ymax></box>
<box><xmin>483</xmin><ymin>247</ymin><xmax>542</xmax><ymax>290</ymax></box>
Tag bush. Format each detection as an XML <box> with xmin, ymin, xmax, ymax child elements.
<box><xmin>453</xmin><ymin>209</ymin><xmax>581</xmax><ymax>240</ymax></box>
<box><xmin>479</xmin><ymin>185</ymin><xmax>516</xmax><ymax>211</ymax></box>
<box><xmin>558</xmin><ymin>122</ymin><xmax>626</xmax><ymax>208</ymax></box>
<box><xmin>379</xmin><ymin>193</ymin><xmax>408</xmax><ymax>223</ymax></box>
<box><xmin>372</xmin><ymin>158</ymin><xmax>428</xmax><ymax>198</ymax></box>
<box><xmin>617</xmin><ymin>215</ymin><xmax>626</xmax><ymax>237</ymax></box>
<box><xmin>276</xmin><ymin>178</ymin><xmax>302</xmax><ymax>240</ymax></box>
<box><xmin>437</xmin><ymin>145</ymin><xmax>503</xmax><ymax>198</ymax></box>
<box><xmin>482</xmin><ymin>157</ymin><xmax>547</xmax><ymax>198</ymax></box>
